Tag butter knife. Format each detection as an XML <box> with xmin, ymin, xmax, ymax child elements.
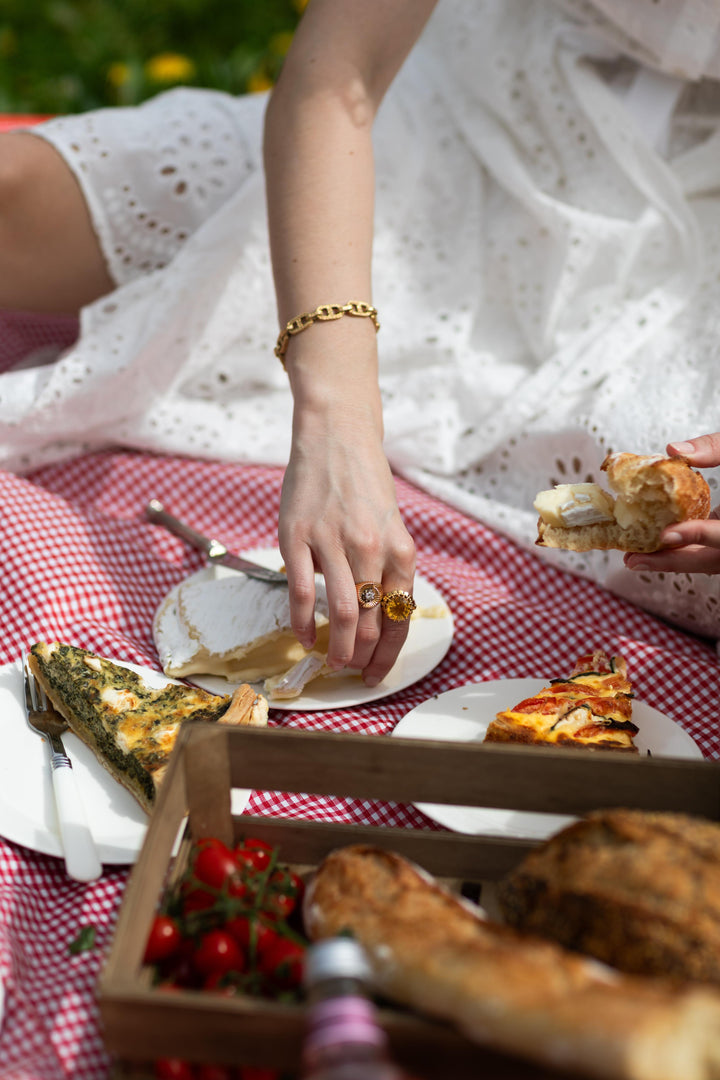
<box><xmin>22</xmin><ymin>654</ymin><xmax>103</xmax><ymax>883</ymax></box>
<box><xmin>146</xmin><ymin>500</ymin><xmax>288</xmax><ymax>586</ymax></box>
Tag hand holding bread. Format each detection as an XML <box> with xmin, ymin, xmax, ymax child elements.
<box><xmin>535</xmin><ymin>450</ymin><xmax>711</xmax><ymax>554</ymax></box>
<box><xmin>622</xmin><ymin>436</ymin><xmax>720</xmax><ymax>575</ymax></box>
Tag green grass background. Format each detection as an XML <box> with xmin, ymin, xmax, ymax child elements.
<box><xmin>0</xmin><ymin>0</ymin><xmax>303</xmax><ymax>114</ymax></box>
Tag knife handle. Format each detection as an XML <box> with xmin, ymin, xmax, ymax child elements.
<box><xmin>50</xmin><ymin>757</ymin><xmax>103</xmax><ymax>883</ymax></box>
<box><xmin>146</xmin><ymin>499</ymin><xmax>224</xmax><ymax>558</ymax></box>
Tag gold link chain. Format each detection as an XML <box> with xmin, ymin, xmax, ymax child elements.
<box><xmin>275</xmin><ymin>301</ymin><xmax>380</xmax><ymax>367</ymax></box>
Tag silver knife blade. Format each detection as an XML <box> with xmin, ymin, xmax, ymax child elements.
<box><xmin>146</xmin><ymin>500</ymin><xmax>289</xmax><ymax>586</ymax></box>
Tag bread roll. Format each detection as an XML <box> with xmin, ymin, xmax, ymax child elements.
<box><xmin>535</xmin><ymin>452</ymin><xmax>711</xmax><ymax>553</ymax></box>
<box><xmin>499</xmin><ymin>808</ymin><xmax>720</xmax><ymax>986</ymax></box>
<box><xmin>304</xmin><ymin>844</ymin><xmax>720</xmax><ymax>1080</ymax></box>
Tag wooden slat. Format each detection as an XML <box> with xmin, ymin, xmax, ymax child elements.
<box><xmin>221</xmin><ymin>725</ymin><xmax>720</xmax><ymax>819</ymax></box>
<box><xmin>231</xmin><ymin>812</ymin><xmax>535</xmax><ymax>880</ymax></box>
<box><xmin>184</xmin><ymin>724</ymin><xmax>233</xmax><ymax>845</ymax></box>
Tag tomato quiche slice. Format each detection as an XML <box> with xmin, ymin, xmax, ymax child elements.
<box><xmin>29</xmin><ymin>641</ymin><xmax>268</xmax><ymax>812</ymax></box>
<box><xmin>483</xmin><ymin>650</ymin><xmax>638</xmax><ymax>752</ymax></box>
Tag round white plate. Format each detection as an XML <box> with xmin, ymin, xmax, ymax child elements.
<box><xmin>0</xmin><ymin>659</ymin><xmax>251</xmax><ymax>864</ymax></box>
<box><xmin>393</xmin><ymin>678</ymin><xmax>703</xmax><ymax>840</ymax></box>
<box><xmin>153</xmin><ymin>549</ymin><xmax>454</xmax><ymax>711</ymax></box>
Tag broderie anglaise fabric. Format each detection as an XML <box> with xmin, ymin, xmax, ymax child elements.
<box><xmin>6</xmin><ymin>0</ymin><xmax>720</xmax><ymax>639</ymax></box>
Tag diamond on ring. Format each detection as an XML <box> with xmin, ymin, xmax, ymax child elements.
<box><xmin>381</xmin><ymin>588</ymin><xmax>416</xmax><ymax>622</ymax></box>
<box><xmin>356</xmin><ymin>581</ymin><xmax>383</xmax><ymax>609</ymax></box>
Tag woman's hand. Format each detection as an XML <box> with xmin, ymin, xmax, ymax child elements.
<box><xmin>263</xmin><ymin>0</ymin><xmax>436</xmax><ymax>684</ymax></box>
<box><xmin>278</xmin><ymin>325</ymin><xmax>416</xmax><ymax>687</ymax></box>
<box><xmin>624</xmin><ymin>435</ymin><xmax>720</xmax><ymax>574</ymax></box>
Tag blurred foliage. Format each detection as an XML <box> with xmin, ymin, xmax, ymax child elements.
<box><xmin>0</xmin><ymin>0</ymin><xmax>306</xmax><ymax>114</ymax></box>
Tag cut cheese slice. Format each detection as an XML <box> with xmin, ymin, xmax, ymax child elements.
<box><xmin>533</xmin><ymin>483</ymin><xmax>615</xmax><ymax>528</ymax></box>
<box><xmin>154</xmin><ymin>567</ymin><xmax>330</xmax><ymax>683</ymax></box>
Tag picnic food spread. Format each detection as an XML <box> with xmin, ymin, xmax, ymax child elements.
<box><xmin>304</xmin><ymin>843</ymin><xmax>720</xmax><ymax>1080</ymax></box>
<box><xmin>483</xmin><ymin>649</ymin><xmax>639</xmax><ymax>751</ymax></box>
<box><xmin>535</xmin><ymin>452</ymin><xmax>711</xmax><ymax>552</ymax></box>
<box><xmin>28</xmin><ymin>641</ymin><xmax>268</xmax><ymax>812</ymax></box>
<box><xmin>499</xmin><ymin>808</ymin><xmax>720</xmax><ymax>987</ymax></box>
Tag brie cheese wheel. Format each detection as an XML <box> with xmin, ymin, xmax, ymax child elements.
<box><xmin>154</xmin><ymin>567</ymin><xmax>330</xmax><ymax>682</ymax></box>
<box><xmin>534</xmin><ymin>483</ymin><xmax>615</xmax><ymax>528</ymax></box>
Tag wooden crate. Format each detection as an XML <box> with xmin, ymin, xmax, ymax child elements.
<box><xmin>98</xmin><ymin>725</ymin><xmax>720</xmax><ymax>1078</ymax></box>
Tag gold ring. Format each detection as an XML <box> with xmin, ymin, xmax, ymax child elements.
<box><xmin>381</xmin><ymin>589</ymin><xmax>416</xmax><ymax>622</ymax></box>
<box><xmin>356</xmin><ymin>581</ymin><xmax>383</xmax><ymax>609</ymax></box>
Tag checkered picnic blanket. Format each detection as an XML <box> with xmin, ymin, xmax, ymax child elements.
<box><xmin>0</xmin><ymin>447</ymin><xmax>718</xmax><ymax>1079</ymax></box>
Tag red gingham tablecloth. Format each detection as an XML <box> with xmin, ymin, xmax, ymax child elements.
<box><xmin>0</xmin><ymin>448</ymin><xmax>718</xmax><ymax>1079</ymax></box>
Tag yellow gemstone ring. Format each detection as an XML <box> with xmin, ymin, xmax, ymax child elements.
<box><xmin>356</xmin><ymin>581</ymin><xmax>383</xmax><ymax>609</ymax></box>
<box><xmin>381</xmin><ymin>588</ymin><xmax>416</xmax><ymax>622</ymax></box>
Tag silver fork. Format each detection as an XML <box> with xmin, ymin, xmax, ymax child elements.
<box><xmin>22</xmin><ymin>653</ymin><xmax>102</xmax><ymax>882</ymax></box>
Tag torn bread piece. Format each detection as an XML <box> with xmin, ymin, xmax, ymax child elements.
<box><xmin>535</xmin><ymin>452</ymin><xmax>711</xmax><ymax>553</ymax></box>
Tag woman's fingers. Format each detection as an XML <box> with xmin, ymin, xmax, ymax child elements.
<box><xmin>624</xmin><ymin>516</ymin><xmax>720</xmax><ymax>574</ymax></box>
<box><xmin>362</xmin><ymin>533</ymin><xmax>416</xmax><ymax>686</ymax></box>
<box><xmin>667</xmin><ymin>433</ymin><xmax>720</xmax><ymax>468</ymax></box>
<box><xmin>282</xmin><ymin>541</ymin><xmax>319</xmax><ymax>651</ymax></box>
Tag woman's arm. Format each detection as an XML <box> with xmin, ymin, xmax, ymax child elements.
<box><xmin>624</xmin><ymin>434</ymin><xmax>720</xmax><ymax>574</ymax></box>
<box><xmin>263</xmin><ymin>0</ymin><xmax>437</xmax><ymax>685</ymax></box>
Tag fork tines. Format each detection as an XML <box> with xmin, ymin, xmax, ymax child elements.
<box><xmin>21</xmin><ymin>649</ymin><xmax>43</xmax><ymax>713</ymax></box>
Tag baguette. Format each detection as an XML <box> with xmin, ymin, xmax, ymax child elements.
<box><xmin>535</xmin><ymin>452</ymin><xmax>711</xmax><ymax>553</ymax></box>
<box><xmin>304</xmin><ymin>844</ymin><xmax>720</xmax><ymax>1080</ymax></box>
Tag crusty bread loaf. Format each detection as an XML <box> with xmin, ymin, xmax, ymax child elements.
<box><xmin>498</xmin><ymin>809</ymin><xmax>720</xmax><ymax>986</ymax></box>
<box><xmin>535</xmin><ymin>452</ymin><xmax>711</xmax><ymax>553</ymax></box>
<box><xmin>304</xmin><ymin>844</ymin><xmax>720</xmax><ymax>1080</ymax></box>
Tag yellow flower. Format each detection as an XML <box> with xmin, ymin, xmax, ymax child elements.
<box><xmin>107</xmin><ymin>62</ymin><xmax>131</xmax><ymax>88</ymax></box>
<box><xmin>0</xmin><ymin>27</ymin><xmax>17</xmax><ymax>58</ymax></box>
<box><xmin>144</xmin><ymin>53</ymin><xmax>196</xmax><ymax>84</ymax></box>
<box><xmin>270</xmin><ymin>31</ymin><xmax>294</xmax><ymax>57</ymax></box>
<box><xmin>246</xmin><ymin>70</ymin><xmax>274</xmax><ymax>94</ymax></box>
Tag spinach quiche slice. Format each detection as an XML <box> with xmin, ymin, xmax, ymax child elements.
<box><xmin>484</xmin><ymin>650</ymin><xmax>638</xmax><ymax>752</ymax></box>
<box><xmin>29</xmin><ymin>641</ymin><xmax>268</xmax><ymax>812</ymax></box>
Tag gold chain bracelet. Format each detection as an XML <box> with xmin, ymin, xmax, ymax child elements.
<box><xmin>274</xmin><ymin>302</ymin><xmax>380</xmax><ymax>367</ymax></box>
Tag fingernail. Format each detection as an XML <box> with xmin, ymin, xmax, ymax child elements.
<box><xmin>364</xmin><ymin>676</ymin><xmax>380</xmax><ymax>687</ymax></box>
<box><xmin>669</xmin><ymin>441</ymin><xmax>694</xmax><ymax>455</ymax></box>
<box><xmin>627</xmin><ymin>561</ymin><xmax>650</xmax><ymax>572</ymax></box>
<box><xmin>662</xmin><ymin>532</ymin><xmax>683</xmax><ymax>547</ymax></box>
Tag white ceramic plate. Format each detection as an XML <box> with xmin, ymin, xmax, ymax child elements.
<box><xmin>392</xmin><ymin>678</ymin><xmax>703</xmax><ymax>840</ymax></box>
<box><xmin>153</xmin><ymin>549</ymin><xmax>454</xmax><ymax>711</ymax></box>
<box><xmin>0</xmin><ymin>659</ymin><xmax>251</xmax><ymax>864</ymax></box>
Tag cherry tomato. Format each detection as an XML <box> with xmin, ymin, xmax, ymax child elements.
<box><xmin>203</xmin><ymin>971</ymin><xmax>243</xmax><ymax>997</ymax></box>
<box><xmin>263</xmin><ymin>891</ymin><xmax>296</xmax><ymax>920</ymax></box>
<box><xmin>238</xmin><ymin>1066</ymin><xmax>280</xmax><ymax>1080</ymax></box>
<box><xmin>144</xmin><ymin>915</ymin><xmax>182</xmax><ymax>964</ymax></box>
<box><xmin>263</xmin><ymin>869</ymin><xmax>300</xmax><ymax>919</ymax></box>
<box><xmin>259</xmin><ymin>938</ymin><xmax>305</xmax><ymax>989</ymax></box>
<box><xmin>287</xmin><ymin>871</ymin><xmax>305</xmax><ymax>903</ymax></box>
<box><xmin>154</xmin><ymin>1059</ymin><xmax>195</xmax><ymax>1080</ymax></box>
<box><xmin>225</xmin><ymin>915</ymin><xmax>277</xmax><ymax>956</ymax></box>
<box><xmin>195</xmin><ymin>1064</ymin><xmax>235</xmax><ymax>1080</ymax></box>
<box><xmin>193</xmin><ymin>929</ymin><xmax>246</xmax><ymax>978</ymax></box>
<box><xmin>180</xmin><ymin>884</ymin><xmax>217</xmax><ymax>915</ymax></box>
<box><xmin>236</xmin><ymin>837</ymin><xmax>274</xmax><ymax>872</ymax></box>
<box><xmin>192</xmin><ymin>839</ymin><xmax>241</xmax><ymax>890</ymax></box>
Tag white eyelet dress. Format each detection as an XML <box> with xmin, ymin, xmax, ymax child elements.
<box><xmin>8</xmin><ymin>0</ymin><xmax>720</xmax><ymax>640</ymax></box>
